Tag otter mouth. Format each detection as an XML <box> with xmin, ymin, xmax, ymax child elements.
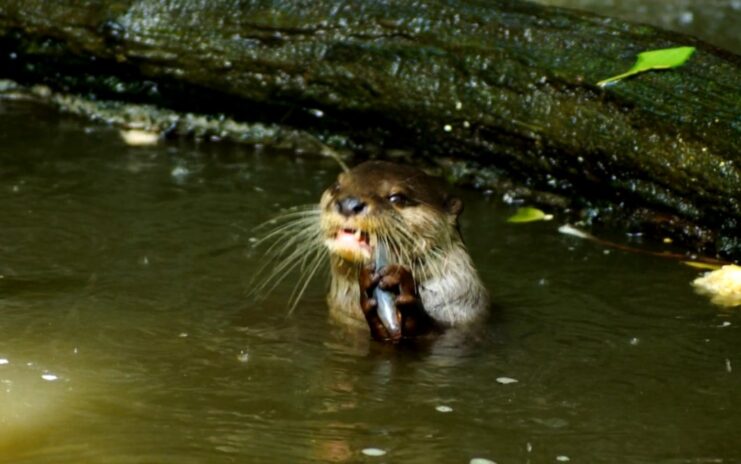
<box><xmin>327</xmin><ymin>227</ymin><xmax>373</xmax><ymax>262</ymax></box>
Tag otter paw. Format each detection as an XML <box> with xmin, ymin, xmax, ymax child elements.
<box><xmin>377</xmin><ymin>264</ymin><xmax>417</xmax><ymax>306</ymax></box>
<box><xmin>358</xmin><ymin>264</ymin><xmax>377</xmax><ymax>296</ymax></box>
<box><xmin>357</xmin><ymin>264</ymin><xmax>436</xmax><ymax>341</ymax></box>
<box><xmin>358</xmin><ymin>265</ymin><xmax>392</xmax><ymax>341</ymax></box>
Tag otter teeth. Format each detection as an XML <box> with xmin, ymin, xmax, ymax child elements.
<box><xmin>340</xmin><ymin>228</ymin><xmax>367</xmax><ymax>243</ymax></box>
<box><xmin>332</xmin><ymin>227</ymin><xmax>372</xmax><ymax>259</ymax></box>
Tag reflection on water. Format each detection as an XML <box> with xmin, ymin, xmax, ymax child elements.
<box><xmin>1</xmin><ymin>101</ymin><xmax>740</xmax><ymax>463</ymax></box>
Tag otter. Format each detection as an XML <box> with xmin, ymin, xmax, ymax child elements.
<box><xmin>258</xmin><ymin>161</ymin><xmax>489</xmax><ymax>342</ymax></box>
<box><xmin>320</xmin><ymin>161</ymin><xmax>489</xmax><ymax>341</ymax></box>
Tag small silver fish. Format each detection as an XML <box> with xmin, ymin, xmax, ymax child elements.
<box><xmin>373</xmin><ymin>241</ymin><xmax>402</xmax><ymax>339</ymax></box>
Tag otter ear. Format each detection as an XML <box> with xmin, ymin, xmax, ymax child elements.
<box><xmin>446</xmin><ymin>196</ymin><xmax>464</xmax><ymax>217</ymax></box>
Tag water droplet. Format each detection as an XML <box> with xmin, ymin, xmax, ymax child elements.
<box><xmin>436</xmin><ymin>405</ymin><xmax>453</xmax><ymax>413</ymax></box>
<box><xmin>470</xmin><ymin>458</ymin><xmax>497</xmax><ymax>464</ymax></box>
<box><xmin>362</xmin><ymin>448</ymin><xmax>386</xmax><ymax>457</ymax></box>
<box><xmin>556</xmin><ymin>456</ymin><xmax>570</xmax><ymax>462</ymax></box>
<box><xmin>496</xmin><ymin>377</ymin><xmax>518</xmax><ymax>385</ymax></box>
<box><xmin>678</xmin><ymin>11</ymin><xmax>694</xmax><ymax>24</ymax></box>
<box><xmin>0</xmin><ymin>359</ymin><xmax>8</xmax><ymax>365</ymax></box>
<box><xmin>443</xmin><ymin>124</ymin><xmax>452</xmax><ymax>132</ymax></box>
<box><xmin>237</xmin><ymin>351</ymin><xmax>250</xmax><ymax>363</ymax></box>
<box><xmin>41</xmin><ymin>374</ymin><xmax>58</xmax><ymax>381</ymax></box>
<box><xmin>171</xmin><ymin>166</ymin><xmax>190</xmax><ymax>178</ymax></box>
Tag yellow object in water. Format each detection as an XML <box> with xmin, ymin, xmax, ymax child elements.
<box><xmin>692</xmin><ymin>264</ymin><xmax>741</xmax><ymax>307</ymax></box>
<box><xmin>119</xmin><ymin>129</ymin><xmax>159</xmax><ymax>146</ymax></box>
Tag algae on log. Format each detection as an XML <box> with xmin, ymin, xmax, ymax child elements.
<box><xmin>0</xmin><ymin>0</ymin><xmax>739</xmax><ymax>259</ymax></box>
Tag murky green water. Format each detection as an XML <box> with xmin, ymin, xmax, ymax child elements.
<box><xmin>1</xmin><ymin>100</ymin><xmax>740</xmax><ymax>463</ymax></box>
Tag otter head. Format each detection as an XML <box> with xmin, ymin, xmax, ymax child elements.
<box><xmin>320</xmin><ymin>161</ymin><xmax>463</xmax><ymax>266</ymax></box>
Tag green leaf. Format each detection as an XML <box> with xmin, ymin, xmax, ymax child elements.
<box><xmin>597</xmin><ymin>46</ymin><xmax>695</xmax><ymax>87</ymax></box>
<box><xmin>507</xmin><ymin>207</ymin><xmax>553</xmax><ymax>223</ymax></box>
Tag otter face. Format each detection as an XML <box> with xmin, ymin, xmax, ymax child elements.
<box><xmin>320</xmin><ymin>161</ymin><xmax>463</xmax><ymax>265</ymax></box>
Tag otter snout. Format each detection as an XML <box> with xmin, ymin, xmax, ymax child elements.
<box><xmin>335</xmin><ymin>196</ymin><xmax>367</xmax><ymax>217</ymax></box>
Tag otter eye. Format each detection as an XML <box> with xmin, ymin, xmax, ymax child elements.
<box><xmin>388</xmin><ymin>192</ymin><xmax>409</xmax><ymax>206</ymax></box>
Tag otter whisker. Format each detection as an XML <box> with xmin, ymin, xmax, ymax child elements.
<box><xmin>255</xmin><ymin>214</ymin><xmax>323</xmax><ymax>254</ymax></box>
<box><xmin>262</xmin><ymin>226</ymin><xmax>323</xmax><ymax>259</ymax></box>
<box><xmin>252</xmin><ymin>238</ymin><xmax>325</xmax><ymax>298</ymax></box>
<box><xmin>249</xmin><ymin>207</ymin><xmax>326</xmax><ymax>302</ymax></box>
<box><xmin>287</xmin><ymin>246</ymin><xmax>328</xmax><ymax>313</ymax></box>
<box><xmin>253</xmin><ymin>211</ymin><xmax>321</xmax><ymax>245</ymax></box>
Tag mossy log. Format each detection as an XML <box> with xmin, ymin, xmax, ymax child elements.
<box><xmin>0</xmin><ymin>1</ymin><xmax>739</xmax><ymax>258</ymax></box>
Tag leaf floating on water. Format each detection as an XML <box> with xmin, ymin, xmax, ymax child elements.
<box><xmin>507</xmin><ymin>207</ymin><xmax>552</xmax><ymax>223</ymax></box>
<box><xmin>119</xmin><ymin>129</ymin><xmax>160</xmax><ymax>146</ymax></box>
<box><xmin>682</xmin><ymin>261</ymin><xmax>721</xmax><ymax>271</ymax></box>
<box><xmin>361</xmin><ymin>448</ymin><xmax>387</xmax><ymax>457</ymax></box>
<box><xmin>558</xmin><ymin>224</ymin><xmax>590</xmax><ymax>239</ymax></box>
<box><xmin>597</xmin><ymin>46</ymin><xmax>696</xmax><ymax>87</ymax></box>
<box><xmin>496</xmin><ymin>376</ymin><xmax>518</xmax><ymax>385</ymax></box>
<box><xmin>692</xmin><ymin>264</ymin><xmax>741</xmax><ymax>307</ymax></box>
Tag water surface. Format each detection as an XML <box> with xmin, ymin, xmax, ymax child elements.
<box><xmin>1</xmin><ymin>101</ymin><xmax>739</xmax><ymax>463</ymax></box>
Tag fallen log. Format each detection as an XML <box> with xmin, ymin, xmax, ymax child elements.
<box><xmin>0</xmin><ymin>0</ymin><xmax>739</xmax><ymax>259</ymax></box>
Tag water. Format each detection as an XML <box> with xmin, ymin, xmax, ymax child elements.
<box><xmin>1</xmin><ymin>100</ymin><xmax>740</xmax><ymax>463</ymax></box>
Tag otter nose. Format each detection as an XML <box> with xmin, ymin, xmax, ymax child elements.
<box><xmin>336</xmin><ymin>196</ymin><xmax>367</xmax><ymax>217</ymax></box>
